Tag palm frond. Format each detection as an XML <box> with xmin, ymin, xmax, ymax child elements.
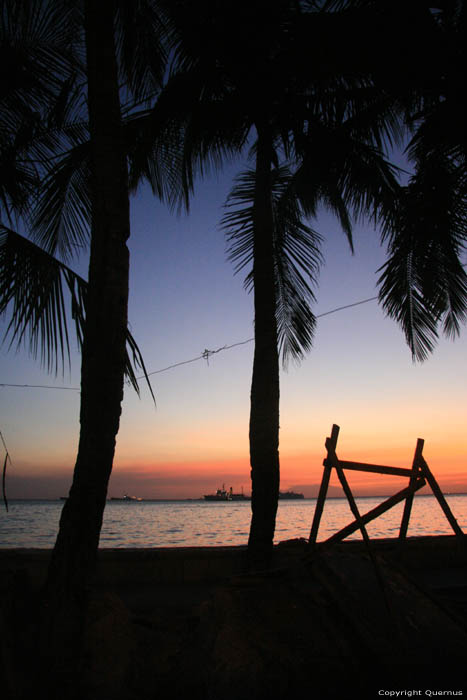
<box><xmin>0</xmin><ymin>226</ymin><xmax>154</xmax><ymax>398</ymax></box>
<box><xmin>223</xmin><ymin>165</ymin><xmax>323</xmax><ymax>365</ymax></box>
<box><xmin>274</xmin><ymin>183</ymin><xmax>322</xmax><ymax>365</ymax></box>
<box><xmin>0</xmin><ymin>0</ymin><xmax>83</xmax><ymax>110</ymax></box>
<box><xmin>407</xmin><ymin>98</ymin><xmax>466</xmax><ymax>171</ymax></box>
<box><xmin>1</xmin><ymin>0</ymin><xmax>85</xmax><ymax>220</ymax></box>
<box><xmin>124</xmin><ymin>104</ymin><xmax>188</xmax><ymax>210</ymax></box>
<box><xmin>115</xmin><ymin>0</ymin><xmax>168</xmax><ymax>104</ymax></box>
<box><xmin>378</xmin><ymin>245</ymin><xmax>441</xmax><ymax>362</ymax></box>
<box><xmin>2</xmin><ymin>452</ymin><xmax>8</xmax><ymax>512</ymax></box>
<box><xmin>125</xmin><ymin>67</ymin><xmax>250</xmax><ymax>212</ymax></box>
<box><xmin>378</xmin><ymin>156</ymin><xmax>467</xmax><ymax>361</ymax></box>
<box><xmin>222</xmin><ymin>169</ymin><xmax>256</xmax><ymax>281</ymax></box>
<box><xmin>292</xmin><ymin>114</ymin><xmax>402</xmax><ymax>251</ymax></box>
<box><xmin>29</xmin><ymin>139</ymin><xmax>91</xmax><ymax>263</ymax></box>
<box><xmin>0</xmin><ymin>225</ymin><xmax>76</xmax><ymax>373</ymax></box>
<box><xmin>0</xmin><ymin>130</ymin><xmax>39</xmax><ymax>217</ymax></box>
<box><xmin>124</xmin><ymin>326</ymin><xmax>156</xmax><ymax>403</ymax></box>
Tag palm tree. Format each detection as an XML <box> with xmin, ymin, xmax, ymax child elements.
<box><xmin>157</xmin><ymin>0</ymin><xmax>466</xmax><ymax>566</ymax></box>
<box><xmin>0</xmin><ymin>2</ymin><xmax>178</xmax><ymax>677</ymax></box>
<box><xmin>156</xmin><ymin>0</ymin><xmax>408</xmax><ymax>565</ymax></box>
<box><xmin>45</xmin><ymin>0</ymin><xmax>134</xmax><ymax>606</ymax></box>
<box><xmin>223</xmin><ymin>116</ymin><xmax>403</xmax><ymax>565</ymax></box>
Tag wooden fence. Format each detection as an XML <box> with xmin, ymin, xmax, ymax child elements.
<box><xmin>309</xmin><ymin>424</ymin><xmax>465</xmax><ymax>549</ymax></box>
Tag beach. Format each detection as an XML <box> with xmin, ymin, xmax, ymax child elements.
<box><xmin>2</xmin><ymin>535</ymin><xmax>466</xmax><ymax>699</ymax></box>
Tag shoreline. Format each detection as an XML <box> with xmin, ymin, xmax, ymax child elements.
<box><xmin>2</xmin><ymin>534</ymin><xmax>466</xmax><ymax>588</ymax></box>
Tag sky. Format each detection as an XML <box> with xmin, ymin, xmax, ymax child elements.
<box><xmin>1</xmin><ymin>156</ymin><xmax>466</xmax><ymax>501</ymax></box>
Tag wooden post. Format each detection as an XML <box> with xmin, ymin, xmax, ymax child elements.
<box><xmin>309</xmin><ymin>425</ymin><xmax>465</xmax><ymax>553</ymax></box>
<box><xmin>316</xmin><ymin>424</ymin><xmax>373</xmax><ymax>551</ymax></box>
<box><xmin>419</xmin><ymin>456</ymin><xmax>465</xmax><ymax>538</ymax></box>
<box><xmin>308</xmin><ymin>424</ymin><xmax>339</xmax><ymax>547</ymax></box>
<box><xmin>399</xmin><ymin>438</ymin><xmax>424</xmax><ymax>541</ymax></box>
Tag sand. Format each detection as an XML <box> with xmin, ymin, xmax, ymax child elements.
<box><xmin>1</xmin><ymin>536</ymin><xmax>466</xmax><ymax>699</ymax></box>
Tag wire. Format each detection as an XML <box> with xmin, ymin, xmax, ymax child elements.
<box><xmin>0</xmin><ymin>294</ymin><xmax>379</xmax><ymax>390</ymax></box>
<box><xmin>143</xmin><ymin>297</ymin><xmax>379</xmax><ymax>379</ymax></box>
<box><xmin>0</xmin><ymin>383</ymin><xmax>80</xmax><ymax>390</ymax></box>
<box><xmin>316</xmin><ymin>295</ymin><xmax>378</xmax><ymax>318</ymax></box>
<box><xmin>145</xmin><ymin>338</ymin><xmax>256</xmax><ymax>377</ymax></box>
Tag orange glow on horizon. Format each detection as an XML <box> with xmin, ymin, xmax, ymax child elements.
<box><xmin>8</xmin><ymin>427</ymin><xmax>466</xmax><ymax>500</ymax></box>
<box><xmin>108</xmin><ymin>444</ymin><xmax>466</xmax><ymax>499</ymax></box>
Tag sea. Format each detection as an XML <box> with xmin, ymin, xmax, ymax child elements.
<box><xmin>1</xmin><ymin>494</ymin><xmax>466</xmax><ymax>548</ymax></box>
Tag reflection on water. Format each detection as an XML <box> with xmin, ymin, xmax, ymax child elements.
<box><xmin>1</xmin><ymin>494</ymin><xmax>466</xmax><ymax>548</ymax></box>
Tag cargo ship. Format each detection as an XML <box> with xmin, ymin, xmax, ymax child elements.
<box><xmin>204</xmin><ymin>485</ymin><xmax>250</xmax><ymax>501</ymax></box>
<box><xmin>278</xmin><ymin>490</ymin><xmax>304</xmax><ymax>499</ymax></box>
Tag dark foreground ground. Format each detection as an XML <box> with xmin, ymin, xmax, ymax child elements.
<box><xmin>1</xmin><ymin>536</ymin><xmax>467</xmax><ymax>700</ymax></box>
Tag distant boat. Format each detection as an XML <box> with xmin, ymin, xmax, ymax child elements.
<box><xmin>204</xmin><ymin>484</ymin><xmax>230</xmax><ymax>501</ymax></box>
<box><xmin>279</xmin><ymin>490</ymin><xmax>304</xmax><ymax>499</ymax></box>
<box><xmin>204</xmin><ymin>485</ymin><xmax>250</xmax><ymax>501</ymax></box>
<box><xmin>110</xmin><ymin>494</ymin><xmax>143</xmax><ymax>502</ymax></box>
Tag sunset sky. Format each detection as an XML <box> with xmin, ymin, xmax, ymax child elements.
<box><xmin>1</xmin><ymin>155</ymin><xmax>466</xmax><ymax>501</ymax></box>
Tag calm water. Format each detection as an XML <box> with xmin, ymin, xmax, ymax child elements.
<box><xmin>1</xmin><ymin>494</ymin><xmax>466</xmax><ymax>548</ymax></box>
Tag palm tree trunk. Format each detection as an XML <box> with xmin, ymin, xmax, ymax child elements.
<box><xmin>247</xmin><ymin>124</ymin><xmax>280</xmax><ymax>568</ymax></box>
<box><xmin>42</xmin><ymin>0</ymin><xmax>130</xmax><ymax>662</ymax></box>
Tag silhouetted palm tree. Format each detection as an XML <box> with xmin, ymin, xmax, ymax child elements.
<box><xmin>222</xmin><ymin>116</ymin><xmax>403</xmax><ymax>565</ymax></box>
<box><xmin>0</xmin><ymin>1</ymin><xmax>175</xmax><ymax>678</ymax></box>
<box><xmin>45</xmin><ymin>0</ymin><xmax>164</xmax><ymax>606</ymax></box>
<box><xmin>158</xmin><ymin>0</ymin><xmax>411</xmax><ymax>565</ymax></box>
<box><xmin>157</xmin><ymin>0</ymin><xmax>466</xmax><ymax>565</ymax></box>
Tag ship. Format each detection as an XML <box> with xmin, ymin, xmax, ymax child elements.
<box><xmin>279</xmin><ymin>490</ymin><xmax>304</xmax><ymax>499</ymax></box>
<box><xmin>204</xmin><ymin>485</ymin><xmax>230</xmax><ymax>501</ymax></box>
<box><xmin>204</xmin><ymin>485</ymin><xmax>250</xmax><ymax>501</ymax></box>
<box><xmin>110</xmin><ymin>494</ymin><xmax>143</xmax><ymax>502</ymax></box>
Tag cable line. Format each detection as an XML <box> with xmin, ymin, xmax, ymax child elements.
<box><xmin>0</xmin><ymin>294</ymin><xmax>379</xmax><ymax>390</ymax></box>
<box><xmin>316</xmin><ymin>295</ymin><xmax>378</xmax><ymax>318</ymax></box>
<box><xmin>142</xmin><ymin>297</ymin><xmax>379</xmax><ymax>379</ymax></box>
<box><xmin>0</xmin><ymin>383</ymin><xmax>80</xmax><ymax>390</ymax></box>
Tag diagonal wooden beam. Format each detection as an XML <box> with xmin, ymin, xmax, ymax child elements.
<box><xmin>419</xmin><ymin>456</ymin><xmax>465</xmax><ymax>538</ymax></box>
<box><xmin>322</xmin><ymin>478</ymin><xmax>426</xmax><ymax>546</ymax></box>
<box><xmin>308</xmin><ymin>424</ymin><xmax>339</xmax><ymax>547</ymax></box>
